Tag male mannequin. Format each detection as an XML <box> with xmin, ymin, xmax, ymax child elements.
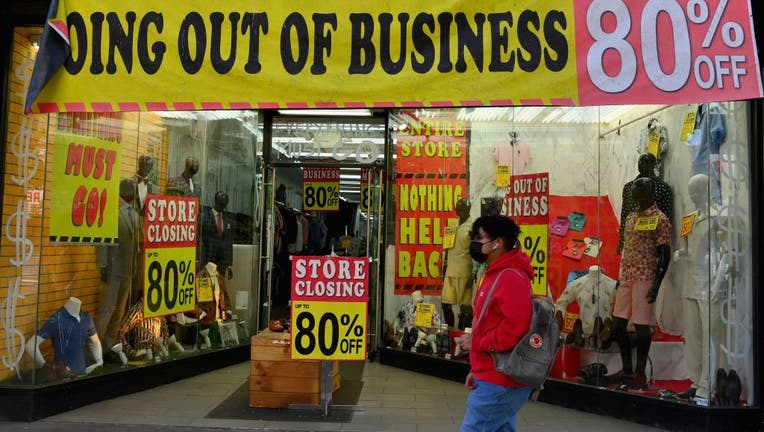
<box><xmin>96</xmin><ymin>179</ymin><xmax>143</xmax><ymax>353</ymax></box>
<box><xmin>674</xmin><ymin>174</ymin><xmax>723</xmax><ymax>400</ymax></box>
<box><xmin>555</xmin><ymin>265</ymin><xmax>617</xmax><ymax>346</ymax></box>
<box><xmin>26</xmin><ymin>297</ymin><xmax>103</xmax><ymax>376</ymax></box>
<box><xmin>197</xmin><ymin>262</ymin><xmax>231</xmax><ymax>324</ymax></box>
<box><xmin>442</xmin><ymin>198</ymin><xmax>474</xmax><ymax>329</ymax></box>
<box><xmin>618</xmin><ymin>154</ymin><xmax>673</xmax><ymax>253</ymax></box>
<box><xmin>200</xmin><ymin>191</ymin><xmax>234</xmax><ymax>278</ymax></box>
<box><xmin>612</xmin><ymin>177</ymin><xmax>672</xmax><ymax>389</ymax></box>
<box><xmin>166</xmin><ymin>156</ymin><xmax>200</xmax><ymax>197</ymax></box>
<box><xmin>133</xmin><ymin>154</ymin><xmax>159</xmax><ymax>212</ymax></box>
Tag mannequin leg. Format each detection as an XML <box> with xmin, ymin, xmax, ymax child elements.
<box><xmin>442</xmin><ymin>303</ymin><xmax>455</xmax><ymax>328</ymax></box>
<box><xmin>683</xmin><ymin>297</ymin><xmax>702</xmax><ymax>396</ymax></box>
<box><xmin>613</xmin><ymin>317</ymin><xmax>632</xmax><ymax>375</ymax></box>
<box><xmin>634</xmin><ymin>324</ymin><xmax>652</xmax><ymax>388</ymax></box>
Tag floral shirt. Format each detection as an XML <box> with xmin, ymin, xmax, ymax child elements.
<box><xmin>619</xmin><ymin>204</ymin><xmax>671</xmax><ymax>283</ymax></box>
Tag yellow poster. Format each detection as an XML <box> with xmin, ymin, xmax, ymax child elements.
<box><xmin>303</xmin><ymin>167</ymin><xmax>340</xmax><ymax>211</ymax></box>
<box><xmin>681</xmin><ymin>111</ymin><xmax>698</xmax><ymax>142</ymax></box>
<box><xmin>144</xmin><ymin>246</ymin><xmax>197</xmax><ymax>318</ymax></box>
<box><xmin>290</xmin><ymin>300</ymin><xmax>367</xmax><ymax>360</ymax></box>
<box><xmin>50</xmin><ymin>133</ymin><xmax>121</xmax><ymax>243</ymax></box>
<box><xmin>495</xmin><ymin>165</ymin><xmax>511</xmax><ymax>187</ymax></box>
<box><xmin>518</xmin><ymin>224</ymin><xmax>548</xmax><ymax>296</ymax></box>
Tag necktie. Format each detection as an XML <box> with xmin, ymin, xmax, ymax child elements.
<box><xmin>216</xmin><ymin>212</ymin><xmax>223</xmax><ymax>236</ymax></box>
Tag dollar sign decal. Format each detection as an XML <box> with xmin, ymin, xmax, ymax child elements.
<box><xmin>1</xmin><ymin>277</ymin><xmax>26</xmax><ymax>379</ymax></box>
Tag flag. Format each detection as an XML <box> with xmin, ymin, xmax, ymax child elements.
<box><xmin>25</xmin><ymin>0</ymin><xmax>70</xmax><ymax>113</ymax></box>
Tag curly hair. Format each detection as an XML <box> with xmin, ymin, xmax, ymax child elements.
<box><xmin>471</xmin><ymin>215</ymin><xmax>521</xmax><ymax>248</ymax></box>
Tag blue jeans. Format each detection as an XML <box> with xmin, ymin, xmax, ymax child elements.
<box><xmin>460</xmin><ymin>379</ymin><xmax>532</xmax><ymax>432</ymax></box>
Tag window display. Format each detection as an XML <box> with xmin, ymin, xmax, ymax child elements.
<box><xmin>384</xmin><ymin>103</ymin><xmax>754</xmax><ymax>408</ymax></box>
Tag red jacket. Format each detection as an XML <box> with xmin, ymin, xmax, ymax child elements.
<box><xmin>469</xmin><ymin>247</ymin><xmax>534</xmax><ymax>387</ymax></box>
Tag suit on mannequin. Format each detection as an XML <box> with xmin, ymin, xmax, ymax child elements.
<box><xmin>166</xmin><ymin>156</ymin><xmax>200</xmax><ymax>198</ymax></box>
<box><xmin>200</xmin><ymin>191</ymin><xmax>233</xmax><ymax>276</ymax></box>
<box><xmin>133</xmin><ymin>155</ymin><xmax>159</xmax><ymax>213</ymax></box>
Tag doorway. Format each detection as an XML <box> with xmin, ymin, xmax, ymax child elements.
<box><xmin>257</xmin><ymin>111</ymin><xmax>387</xmax><ymax>355</ymax></box>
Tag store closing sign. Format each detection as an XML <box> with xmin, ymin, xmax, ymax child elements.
<box><xmin>50</xmin><ymin>133</ymin><xmax>121</xmax><ymax>243</ymax></box>
<box><xmin>291</xmin><ymin>256</ymin><xmax>369</xmax><ymax>361</ymax></box>
<box><xmin>505</xmin><ymin>173</ymin><xmax>549</xmax><ymax>296</ymax></box>
<box><xmin>26</xmin><ymin>0</ymin><xmax>761</xmax><ymax>113</ymax></box>
<box><xmin>143</xmin><ymin>195</ymin><xmax>198</xmax><ymax>318</ymax></box>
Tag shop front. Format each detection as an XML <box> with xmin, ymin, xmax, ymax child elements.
<box><xmin>1</xmin><ymin>1</ymin><xmax>762</xmax><ymax>430</ymax></box>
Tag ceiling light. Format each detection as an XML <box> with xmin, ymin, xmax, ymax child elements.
<box><xmin>277</xmin><ymin>109</ymin><xmax>372</xmax><ymax>117</ymax></box>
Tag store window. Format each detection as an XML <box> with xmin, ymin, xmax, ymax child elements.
<box><xmin>383</xmin><ymin>104</ymin><xmax>753</xmax><ymax>407</ymax></box>
<box><xmin>1</xmin><ymin>27</ymin><xmax>262</xmax><ymax>386</ymax></box>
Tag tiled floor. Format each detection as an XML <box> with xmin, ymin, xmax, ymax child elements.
<box><xmin>6</xmin><ymin>361</ymin><xmax>667</xmax><ymax>431</ymax></box>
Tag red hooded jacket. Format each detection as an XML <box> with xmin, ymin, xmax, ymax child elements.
<box><xmin>469</xmin><ymin>247</ymin><xmax>534</xmax><ymax>387</ymax></box>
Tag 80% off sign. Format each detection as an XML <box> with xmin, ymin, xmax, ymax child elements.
<box><xmin>303</xmin><ymin>167</ymin><xmax>340</xmax><ymax>212</ymax></box>
<box><xmin>519</xmin><ymin>224</ymin><xmax>548</xmax><ymax>297</ymax></box>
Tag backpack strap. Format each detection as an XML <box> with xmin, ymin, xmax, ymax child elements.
<box><xmin>474</xmin><ymin>268</ymin><xmax>526</xmax><ymax>331</ymax></box>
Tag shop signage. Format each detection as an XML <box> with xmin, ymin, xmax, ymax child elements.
<box><xmin>26</xmin><ymin>0</ymin><xmax>762</xmax><ymax>113</ymax></box>
<box><xmin>505</xmin><ymin>173</ymin><xmax>549</xmax><ymax>296</ymax></box>
<box><xmin>290</xmin><ymin>256</ymin><xmax>369</xmax><ymax>361</ymax></box>
<box><xmin>394</xmin><ymin>119</ymin><xmax>468</xmax><ymax>296</ymax></box>
<box><xmin>50</xmin><ymin>132</ymin><xmax>121</xmax><ymax>243</ymax></box>
<box><xmin>303</xmin><ymin>167</ymin><xmax>340</xmax><ymax>211</ymax></box>
<box><xmin>143</xmin><ymin>195</ymin><xmax>198</xmax><ymax>318</ymax></box>
<box><xmin>359</xmin><ymin>167</ymin><xmax>371</xmax><ymax>213</ymax></box>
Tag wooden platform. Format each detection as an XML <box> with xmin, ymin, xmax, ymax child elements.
<box><xmin>249</xmin><ymin>330</ymin><xmax>340</xmax><ymax>408</ymax></box>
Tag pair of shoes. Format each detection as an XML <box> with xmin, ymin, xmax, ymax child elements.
<box><xmin>628</xmin><ymin>373</ymin><xmax>649</xmax><ymax>390</ymax></box>
<box><xmin>713</xmin><ymin>368</ymin><xmax>727</xmax><ymax>406</ymax></box>
<box><xmin>606</xmin><ymin>370</ymin><xmax>633</xmax><ymax>386</ymax></box>
<box><xmin>565</xmin><ymin>319</ymin><xmax>584</xmax><ymax>347</ymax></box>
<box><xmin>725</xmin><ymin>369</ymin><xmax>742</xmax><ymax>406</ymax></box>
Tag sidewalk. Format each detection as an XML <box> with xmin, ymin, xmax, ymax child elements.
<box><xmin>0</xmin><ymin>361</ymin><xmax>666</xmax><ymax>432</ymax></box>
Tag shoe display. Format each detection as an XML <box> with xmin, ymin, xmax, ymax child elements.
<box><xmin>713</xmin><ymin>368</ymin><xmax>728</xmax><ymax>406</ymax></box>
<box><xmin>725</xmin><ymin>369</ymin><xmax>742</xmax><ymax>407</ymax></box>
<box><xmin>565</xmin><ymin>319</ymin><xmax>584</xmax><ymax>347</ymax></box>
<box><xmin>677</xmin><ymin>387</ymin><xmax>697</xmax><ymax>400</ymax></box>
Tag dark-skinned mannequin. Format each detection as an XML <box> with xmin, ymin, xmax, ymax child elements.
<box><xmin>200</xmin><ymin>191</ymin><xmax>234</xmax><ymax>279</ymax></box>
<box><xmin>441</xmin><ymin>198</ymin><xmax>474</xmax><ymax>329</ymax></box>
<box><xmin>613</xmin><ymin>177</ymin><xmax>671</xmax><ymax>389</ymax></box>
<box><xmin>133</xmin><ymin>155</ymin><xmax>159</xmax><ymax>212</ymax></box>
<box><xmin>166</xmin><ymin>157</ymin><xmax>200</xmax><ymax>197</ymax></box>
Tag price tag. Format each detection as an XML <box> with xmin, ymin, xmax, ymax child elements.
<box><xmin>563</xmin><ymin>312</ymin><xmax>579</xmax><ymax>334</ymax></box>
<box><xmin>681</xmin><ymin>111</ymin><xmax>698</xmax><ymax>142</ymax></box>
<box><xmin>495</xmin><ymin>165</ymin><xmax>511</xmax><ymax>187</ymax></box>
<box><xmin>681</xmin><ymin>211</ymin><xmax>698</xmax><ymax>238</ymax></box>
<box><xmin>635</xmin><ymin>215</ymin><xmax>659</xmax><ymax>231</ymax></box>
<box><xmin>414</xmin><ymin>303</ymin><xmax>435</xmax><ymax>328</ymax></box>
<box><xmin>442</xmin><ymin>223</ymin><xmax>458</xmax><ymax>249</ymax></box>
<box><xmin>143</xmin><ymin>247</ymin><xmax>197</xmax><ymax>318</ymax></box>
<box><xmin>519</xmin><ymin>224</ymin><xmax>548</xmax><ymax>296</ymax></box>
<box><xmin>291</xmin><ymin>301</ymin><xmax>367</xmax><ymax>360</ymax></box>
<box><xmin>647</xmin><ymin>131</ymin><xmax>660</xmax><ymax>159</ymax></box>
<box><xmin>196</xmin><ymin>276</ymin><xmax>213</xmax><ymax>302</ymax></box>
<box><xmin>303</xmin><ymin>167</ymin><xmax>340</xmax><ymax>211</ymax></box>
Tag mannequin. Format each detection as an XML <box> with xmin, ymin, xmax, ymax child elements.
<box><xmin>674</xmin><ymin>174</ymin><xmax>723</xmax><ymax>399</ymax></box>
<box><xmin>200</xmin><ymin>191</ymin><xmax>233</xmax><ymax>278</ymax></box>
<box><xmin>612</xmin><ymin>177</ymin><xmax>672</xmax><ymax>389</ymax></box>
<box><xmin>96</xmin><ymin>179</ymin><xmax>143</xmax><ymax>354</ymax></box>
<box><xmin>618</xmin><ymin>154</ymin><xmax>673</xmax><ymax>254</ymax></box>
<box><xmin>26</xmin><ymin>297</ymin><xmax>103</xmax><ymax>376</ymax></box>
<box><xmin>688</xmin><ymin>103</ymin><xmax>726</xmax><ymax>205</ymax></box>
<box><xmin>166</xmin><ymin>156</ymin><xmax>200</xmax><ymax>197</ymax></box>
<box><xmin>133</xmin><ymin>155</ymin><xmax>159</xmax><ymax>212</ymax></box>
<box><xmin>555</xmin><ymin>265</ymin><xmax>617</xmax><ymax>348</ymax></box>
<box><xmin>394</xmin><ymin>290</ymin><xmax>441</xmax><ymax>347</ymax></box>
<box><xmin>197</xmin><ymin>262</ymin><xmax>231</xmax><ymax>325</ymax></box>
<box><xmin>441</xmin><ymin>198</ymin><xmax>474</xmax><ymax>329</ymax></box>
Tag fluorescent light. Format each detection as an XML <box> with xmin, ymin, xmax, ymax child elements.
<box><xmin>277</xmin><ymin>109</ymin><xmax>372</xmax><ymax>117</ymax></box>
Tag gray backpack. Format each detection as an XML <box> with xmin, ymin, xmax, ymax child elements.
<box><xmin>475</xmin><ymin>268</ymin><xmax>562</xmax><ymax>388</ymax></box>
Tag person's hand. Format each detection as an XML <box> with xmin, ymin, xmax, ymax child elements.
<box><xmin>458</xmin><ymin>332</ymin><xmax>473</xmax><ymax>351</ymax></box>
<box><xmin>465</xmin><ymin>371</ymin><xmax>476</xmax><ymax>390</ymax></box>
<box><xmin>673</xmin><ymin>248</ymin><xmax>687</xmax><ymax>262</ymax></box>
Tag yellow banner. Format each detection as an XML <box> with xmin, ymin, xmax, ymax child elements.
<box><xmin>32</xmin><ymin>0</ymin><xmax>578</xmax><ymax>112</ymax></box>
<box><xmin>143</xmin><ymin>246</ymin><xmax>197</xmax><ymax>318</ymax></box>
<box><xmin>50</xmin><ymin>133</ymin><xmax>121</xmax><ymax>243</ymax></box>
<box><xmin>519</xmin><ymin>224</ymin><xmax>548</xmax><ymax>296</ymax></box>
<box><xmin>291</xmin><ymin>300</ymin><xmax>367</xmax><ymax>360</ymax></box>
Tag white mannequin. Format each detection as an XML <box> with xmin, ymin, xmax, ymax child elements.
<box><xmin>25</xmin><ymin>297</ymin><xmax>104</xmax><ymax>375</ymax></box>
<box><xmin>555</xmin><ymin>266</ymin><xmax>617</xmax><ymax>335</ymax></box>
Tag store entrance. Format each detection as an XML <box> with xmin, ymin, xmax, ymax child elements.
<box><xmin>257</xmin><ymin>112</ymin><xmax>386</xmax><ymax>355</ymax></box>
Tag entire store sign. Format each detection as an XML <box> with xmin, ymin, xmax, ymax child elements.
<box><xmin>26</xmin><ymin>0</ymin><xmax>762</xmax><ymax>113</ymax></box>
<box><xmin>290</xmin><ymin>256</ymin><xmax>369</xmax><ymax>361</ymax></box>
<box><xmin>50</xmin><ymin>132</ymin><xmax>121</xmax><ymax>243</ymax></box>
<box><xmin>303</xmin><ymin>167</ymin><xmax>340</xmax><ymax>212</ymax></box>
<box><xmin>143</xmin><ymin>195</ymin><xmax>198</xmax><ymax>318</ymax></box>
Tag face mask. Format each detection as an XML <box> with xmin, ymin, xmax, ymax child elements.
<box><xmin>470</xmin><ymin>240</ymin><xmax>489</xmax><ymax>263</ymax></box>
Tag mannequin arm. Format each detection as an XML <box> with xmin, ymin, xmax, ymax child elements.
<box><xmin>648</xmin><ymin>244</ymin><xmax>672</xmax><ymax>303</ymax></box>
<box><xmin>25</xmin><ymin>335</ymin><xmax>46</xmax><ymax>368</ymax></box>
<box><xmin>85</xmin><ymin>334</ymin><xmax>103</xmax><ymax>374</ymax></box>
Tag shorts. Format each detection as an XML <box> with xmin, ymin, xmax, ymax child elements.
<box><xmin>442</xmin><ymin>276</ymin><xmax>473</xmax><ymax>305</ymax></box>
<box><xmin>613</xmin><ymin>279</ymin><xmax>654</xmax><ymax>325</ymax></box>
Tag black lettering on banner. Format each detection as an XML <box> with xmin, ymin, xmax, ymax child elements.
<box><xmin>349</xmin><ymin>13</ymin><xmax>375</xmax><ymax>74</ymax></box>
<box><xmin>138</xmin><ymin>12</ymin><xmax>166</xmax><ymax>74</ymax></box>
<box><xmin>210</xmin><ymin>12</ymin><xmax>240</xmax><ymax>74</ymax></box>
<box><xmin>411</xmin><ymin>13</ymin><xmax>435</xmax><ymax>73</ymax></box>
<box><xmin>89</xmin><ymin>12</ymin><xmax>105</xmax><ymax>74</ymax></box>
<box><xmin>311</xmin><ymin>13</ymin><xmax>337</xmax><ymax>74</ymax></box>
<box><xmin>544</xmin><ymin>10</ymin><xmax>568</xmax><ymax>72</ymax></box>
<box><xmin>65</xmin><ymin>12</ymin><xmax>87</xmax><ymax>74</ymax></box>
<box><xmin>436</xmin><ymin>13</ymin><xmax>454</xmax><ymax>72</ymax></box>
<box><xmin>455</xmin><ymin>12</ymin><xmax>484</xmax><ymax>73</ymax></box>
<box><xmin>517</xmin><ymin>10</ymin><xmax>541</xmax><ymax>72</ymax></box>
<box><xmin>178</xmin><ymin>12</ymin><xmax>207</xmax><ymax>74</ymax></box>
<box><xmin>488</xmin><ymin>12</ymin><xmax>515</xmax><ymax>72</ymax></box>
<box><xmin>242</xmin><ymin>12</ymin><xmax>269</xmax><ymax>74</ymax></box>
<box><xmin>106</xmin><ymin>12</ymin><xmax>135</xmax><ymax>74</ymax></box>
<box><xmin>379</xmin><ymin>13</ymin><xmax>408</xmax><ymax>74</ymax></box>
<box><xmin>281</xmin><ymin>13</ymin><xmax>310</xmax><ymax>74</ymax></box>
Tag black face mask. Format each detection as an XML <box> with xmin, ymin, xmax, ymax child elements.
<box><xmin>469</xmin><ymin>241</ymin><xmax>489</xmax><ymax>263</ymax></box>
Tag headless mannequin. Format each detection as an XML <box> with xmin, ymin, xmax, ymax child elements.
<box><xmin>613</xmin><ymin>177</ymin><xmax>671</xmax><ymax>388</ymax></box>
<box><xmin>26</xmin><ymin>297</ymin><xmax>104</xmax><ymax>375</ymax></box>
<box><xmin>442</xmin><ymin>198</ymin><xmax>474</xmax><ymax>328</ymax></box>
<box><xmin>555</xmin><ymin>265</ymin><xmax>617</xmax><ymax>338</ymax></box>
